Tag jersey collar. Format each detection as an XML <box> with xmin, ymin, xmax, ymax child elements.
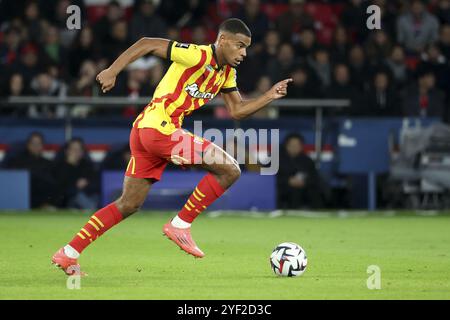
<box><xmin>210</xmin><ymin>44</ymin><xmax>224</xmax><ymax>71</ymax></box>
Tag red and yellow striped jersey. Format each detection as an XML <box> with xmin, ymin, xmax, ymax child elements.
<box><xmin>133</xmin><ymin>41</ymin><xmax>238</xmax><ymax>135</ymax></box>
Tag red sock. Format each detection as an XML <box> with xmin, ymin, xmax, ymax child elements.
<box><xmin>178</xmin><ymin>173</ymin><xmax>225</xmax><ymax>223</ymax></box>
<box><xmin>68</xmin><ymin>203</ymin><xmax>123</xmax><ymax>254</ymax></box>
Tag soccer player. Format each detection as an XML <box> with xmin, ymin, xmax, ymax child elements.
<box><xmin>52</xmin><ymin>18</ymin><xmax>292</xmax><ymax>275</ymax></box>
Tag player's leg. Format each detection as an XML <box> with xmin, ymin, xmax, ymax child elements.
<box><xmin>52</xmin><ymin>176</ymin><xmax>152</xmax><ymax>274</ymax></box>
<box><xmin>164</xmin><ymin>140</ymin><xmax>241</xmax><ymax>258</ymax></box>
<box><xmin>172</xmin><ymin>143</ymin><xmax>240</xmax><ymax>226</ymax></box>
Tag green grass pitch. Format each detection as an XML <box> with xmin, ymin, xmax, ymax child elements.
<box><xmin>0</xmin><ymin>210</ymin><xmax>449</xmax><ymax>300</ymax></box>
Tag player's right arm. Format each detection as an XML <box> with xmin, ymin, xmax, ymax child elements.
<box><xmin>96</xmin><ymin>38</ymin><xmax>170</xmax><ymax>93</ymax></box>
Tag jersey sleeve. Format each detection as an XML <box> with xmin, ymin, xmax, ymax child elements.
<box><xmin>220</xmin><ymin>67</ymin><xmax>238</xmax><ymax>93</ymax></box>
<box><xmin>167</xmin><ymin>41</ymin><xmax>203</xmax><ymax>67</ymax></box>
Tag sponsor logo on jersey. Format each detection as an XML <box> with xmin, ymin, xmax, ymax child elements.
<box><xmin>185</xmin><ymin>83</ymin><xmax>215</xmax><ymax>99</ymax></box>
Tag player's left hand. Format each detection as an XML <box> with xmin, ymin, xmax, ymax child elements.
<box><xmin>267</xmin><ymin>78</ymin><xmax>293</xmax><ymax>100</ymax></box>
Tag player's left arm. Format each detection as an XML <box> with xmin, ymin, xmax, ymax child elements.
<box><xmin>221</xmin><ymin>78</ymin><xmax>293</xmax><ymax>120</ymax></box>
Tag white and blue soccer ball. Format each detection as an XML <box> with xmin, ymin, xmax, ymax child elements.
<box><xmin>270</xmin><ymin>242</ymin><xmax>307</xmax><ymax>277</ymax></box>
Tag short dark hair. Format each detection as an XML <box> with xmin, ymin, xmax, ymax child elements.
<box><xmin>219</xmin><ymin>18</ymin><xmax>251</xmax><ymax>38</ymax></box>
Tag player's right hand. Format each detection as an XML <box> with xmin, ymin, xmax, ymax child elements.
<box><xmin>96</xmin><ymin>68</ymin><xmax>116</xmax><ymax>93</ymax></box>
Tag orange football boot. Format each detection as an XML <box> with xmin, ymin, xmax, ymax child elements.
<box><xmin>163</xmin><ymin>221</ymin><xmax>205</xmax><ymax>258</ymax></box>
<box><xmin>51</xmin><ymin>248</ymin><xmax>86</xmax><ymax>276</ymax></box>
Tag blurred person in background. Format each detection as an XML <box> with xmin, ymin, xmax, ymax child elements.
<box><xmin>104</xmin><ymin>20</ymin><xmax>130</xmax><ymax>62</ymax></box>
<box><xmin>365</xmin><ymin>30</ymin><xmax>393</xmax><ymax>65</ymax></box>
<box><xmin>347</xmin><ymin>44</ymin><xmax>371</xmax><ymax>93</ymax></box>
<box><xmin>68</xmin><ymin>60</ymin><xmax>100</xmax><ymax>118</ymax></box>
<box><xmin>29</xmin><ymin>72</ymin><xmax>67</xmax><ymax>118</ymax></box>
<box><xmin>11</xmin><ymin>43</ymin><xmax>41</xmax><ymax>85</ymax></box>
<box><xmin>341</xmin><ymin>0</ymin><xmax>368</xmax><ymax>42</ymax></box>
<box><xmin>266</xmin><ymin>42</ymin><xmax>297</xmax><ymax>82</ymax></box>
<box><xmin>68</xmin><ymin>26</ymin><xmax>100</xmax><ymax>78</ymax></box>
<box><xmin>288</xmin><ymin>65</ymin><xmax>319</xmax><ymax>99</ymax></box>
<box><xmin>384</xmin><ymin>45</ymin><xmax>410</xmax><ymax>90</ymax></box>
<box><xmin>397</xmin><ymin>0</ymin><xmax>439</xmax><ymax>54</ymax></box>
<box><xmin>435</xmin><ymin>0</ymin><xmax>450</xmax><ymax>25</ymax></box>
<box><xmin>417</xmin><ymin>43</ymin><xmax>450</xmax><ymax>92</ymax></box>
<box><xmin>294</xmin><ymin>28</ymin><xmax>317</xmax><ymax>61</ymax></box>
<box><xmin>327</xmin><ymin>63</ymin><xmax>363</xmax><ymax>115</ymax></box>
<box><xmin>308</xmin><ymin>47</ymin><xmax>331</xmax><ymax>93</ymax></box>
<box><xmin>0</xmin><ymin>27</ymin><xmax>23</xmax><ymax>68</ymax></box>
<box><xmin>22</xmin><ymin>0</ymin><xmax>44</xmax><ymax>44</ymax></box>
<box><xmin>366</xmin><ymin>71</ymin><xmax>401</xmax><ymax>116</ymax></box>
<box><xmin>53</xmin><ymin>138</ymin><xmax>98</xmax><ymax>209</ymax></box>
<box><xmin>276</xmin><ymin>0</ymin><xmax>314</xmax><ymax>43</ymax></box>
<box><xmin>330</xmin><ymin>25</ymin><xmax>351</xmax><ymax>64</ymax></box>
<box><xmin>277</xmin><ymin>133</ymin><xmax>323</xmax><ymax>209</ymax></box>
<box><xmin>4</xmin><ymin>132</ymin><xmax>56</xmax><ymax>209</ymax></box>
<box><xmin>237</xmin><ymin>0</ymin><xmax>269</xmax><ymax>49</ymax></box>
<box><xmin>42</xmin><ymin>24</ymin><xmax>67</xmax><ymax>66</ymax></box>
<box><xmin>401</xmin><ymin>70</ymin><xmax>446</xmax><ymax>119</ymax></box>
<box><xmin>102</xmin><ymin>145</ymin><xmax>131</xmax><ymax>170</ymax></box>
<box><xmin>129</xmin><ymin>0</ymin><xmax>167</xmax><ymax>43</ymax></box>
<box><xmin>438</xmin><ymin>24</ymin><xmax>450</xmax><ymax>60</ymax></box>
<box><xmin>93</xmin><ymin>0</ymin><xmax>124</xmax><ymax>46</ymax></box>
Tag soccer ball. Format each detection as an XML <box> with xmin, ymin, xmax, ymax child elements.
<box><xmin>270</xmin><ymin>242</ymin><xmax>307</xmax><ymax>277</ymax></box>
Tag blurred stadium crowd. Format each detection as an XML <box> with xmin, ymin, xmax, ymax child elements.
<box><xmin>1</xmin><ymin>0</ymin><xmax>450</xmax><ymax>121</ymax></box>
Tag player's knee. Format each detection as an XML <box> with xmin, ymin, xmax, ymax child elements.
<box><xmin>227</xmin><ymin>163</ymin><xmax>241</xmax><ymax>183</ymax></box>
<box><xmin>115</xmin><ymin>197</ymin><xmax>142</xmax><ymax>216</ymax></box>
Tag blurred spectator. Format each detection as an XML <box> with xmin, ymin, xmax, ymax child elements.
<box><xmin>438</xmin><ymin>24</ymin><xmax>450</xmax><ymax>60</ymax></box>
<box><xmin>69</xmin><ymin>60</ymin><xmax>99</xmax><ymax>97</ymax></box>
<box><xmin>266</xmin><ymin>42</ymin><xmax>296</xmax><ymax>82</ymax></box>
<box><xmin>397</xmin><ymin>0</ymin><xmax>439</xmax><ymax>53</ymax></box>
<box><xmin>93</xmin><ymin>1</ymin><xmax>124</xmax><ymax>46</ymax></box>
<box><xmin>237</xmin><ymin>0</ymin><xmax>269</xmax><ymax>46</ymax></box>
<box><xmin>29</xmin><ymin>72</ymin><xmax>67</xmax><ymax>118</ymax></box>
<box><xmin>401</xmin><ymin>71</ymin><xmax>446</xmax><ymax>119</ymax></box>
<box><xmin>277</xmin><ymin>133</ymin><xmax>323</xmax><ymax>209</ymax></box>
<box><xmin>4</xmin><ymin>132</ymin><xmax>56</xmax><ymax>208</ymax></box>
<box><xmin>0</xmin><ymin>27</ymin><xmax>22</xmax><ymax>67</ymax></box>
<box><xmin>191</xmin><ymin>25</ymin><xmax>208</xmax><ymax>44</ymax></box>
<box><xmin>276</xmin><ymin>0</ymin><xmax>315</xmax><ymax>43</ymax></box>
<box><xmin>22</xmin><ymin>0</ymin><xmax>44</xmax><ymax>43</ymax></box>
<box><xmin>42</xmin><ymin>24</ymin><xmax>67</xmax><ymax>66</ymax></box>
<box><xmin>11</xmin><ymin>43</ymin><xmax>41</xmax><ymax>84</ymax></box>
<box><xmin>365</xmin><ymin>30</ymin><xmax>393</xmax><ymax>65</ymax></box>
<box><xmin>247</xmin><ymin>76</ymin><xmax>277</xmax><ymax>118</ymax></box>
<box><xmin>294</xmin><ymin>28</ymin><xmax>317</xmax><ymax>60</ymax></box>
<box><xmin>341</xmin><ymin>0</ymin><xmax>368</xmax><ymax>42</ymax></box>
<box><xmin>348</xmin><ymin>45</ymin><xmax>371</xmax><ymax>93</ymax></box>
<box><xmin>158</xmin><ymin>0</ymin><xmax>208</xmax><ymax>28</ymax></box>
<box><xmin>417</xmin><ymin>43</ymin><xmax>450</xmax><ymax>92</ymax></box>
<box><xmin>130</xmin><ymin>0</ymin><xmax>167</xmax><ymax>42</ymax></box>
<box><xmin>435</xmin><ymin>0</ymin><xmax>450</xmax><ymax>24</ymax></box>
<box><xmin>288</xmin><ymin>65</ymin><xmax>319</xmax><ymax>99</ymax></box>
<box><xmin>327</xmin><ymin>64</ymin><xmax>363</xmax><ymax>115</ymax></box>
<box><xmin>384</xmin><ymin>45</ymin><xmax>409</xmax><ymax>90</ymax></box>
<box><xmin>330</xmin><ymin>25</ymin><xmax>351</xmax><ymax>64</ymax></box>
<box><xmin>102</xmin><ymin>144</ymin><xmax>131</xmax><ymax>170</ymax></box>
<box><xmin>366</xmin><ymin>71</ymin><xmax>401</xmax><ymax>116</ymax></box>
<box><xmin>104</xmin><ymin>20</ymin><xmax>130</xmax><ymax>62</ymax></box>
<box><xmin>308</xmin><ymin>47</ymin><xmax>331</xmax><ymax>91</ymax></box>
<box><xmin>53</xmin><ymin>138</ymin><xmax>98</xmax><ymax>209</ymax></box>
<box><xmin>68</xmin><ymin>26</ymin><xmax>100</xmax><ymax>78</ymax></box>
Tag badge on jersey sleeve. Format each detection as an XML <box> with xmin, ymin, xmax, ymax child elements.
<box><xmin>175</xmin><ymin>43</ymin><xmax>190</xmax><ymax>49</ymax></box>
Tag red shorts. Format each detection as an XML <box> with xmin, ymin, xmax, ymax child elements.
<box><xmin>125</xmin><ymin>127</ymin><xmax>212</xmax><ymax>181</ymax></box>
